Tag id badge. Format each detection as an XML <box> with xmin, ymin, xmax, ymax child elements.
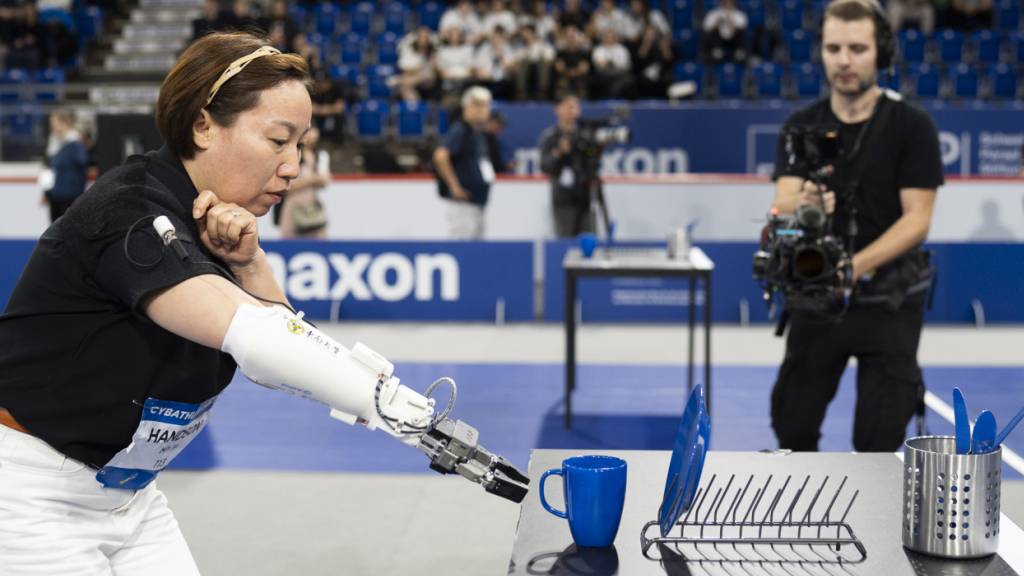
<box><xmin>479</xmin><ymin>158</ymin><xmax>496</xmax><ymax>184</ymax></box>
<box><xmin>96</xmin><ymin>397</ymin><xmax>217</xmax><ymax>490</ymax></box>
<box><xmin>559</xmin><ymin>167</ymin><xmax>575</xmax><ymax>188</ymax></box>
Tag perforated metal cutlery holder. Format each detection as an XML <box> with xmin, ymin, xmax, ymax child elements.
<box><xmin>902</xmin><ymin>436</ymin><xmax>1001</xmax><ymax>558</ymax></box>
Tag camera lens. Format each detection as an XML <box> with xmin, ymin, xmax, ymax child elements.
<box><xmin>793</xmin><ymin>246</ymin><xmax>827</xmax><ymax>280</ymax></box>
<box><xmin>795</xmin><ymin>205</ymin><xmax>826</xmax><ymax>231</ymax></box>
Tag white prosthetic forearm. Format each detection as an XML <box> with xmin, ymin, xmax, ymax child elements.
<box><xmin>220</xmin><ymin>304</ymin><xmax>435</xmax><ymax>442</ymax></box>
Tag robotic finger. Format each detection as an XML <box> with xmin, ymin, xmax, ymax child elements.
<box><xmin>418</xmin><ymin>418</ymin><xmax>530</xmax><ymax>503</ymax></box>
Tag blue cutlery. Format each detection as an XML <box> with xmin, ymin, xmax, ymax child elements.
<box><xmin>953</xmin><ymin>387</ymin><xmax>971</xmax><ymax>455</ymax></box>
<box><xmin>971</xmin><ymin>410</ymin><xmax>997</xmax><ymax>454</ymax></box>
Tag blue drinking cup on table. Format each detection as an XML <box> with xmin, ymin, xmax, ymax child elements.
<box><xmin>539</xmin><ymin>455</ymin><xmax>627</xmax><ymax>548</ymax></box>
<box><xmin>578</xmin><ymin>233</ymin><xmax>597</xmax><ymax>258</ymax></box>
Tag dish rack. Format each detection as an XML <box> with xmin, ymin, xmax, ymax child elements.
<box><xmin>641</xmin><ymin>473</ymin><xmax>867</xmax><ymax>565</ymax></box>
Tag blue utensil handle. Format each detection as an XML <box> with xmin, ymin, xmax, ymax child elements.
<box><xmin>994</xmin><ymin>407</ymin><xmax>1024</xmax><ymax>447</ymax></box>
<box><xmin>539</xmin><ymin>468</ymin><xmax>567</xmax><ymax>519</ymax></box>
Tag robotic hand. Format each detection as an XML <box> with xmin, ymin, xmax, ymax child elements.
<box><xmin>417</xmin><ymin>417</ymin><xmax>530</xmax><ymax>503</ymax></box>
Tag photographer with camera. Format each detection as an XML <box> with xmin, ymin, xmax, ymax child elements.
<box><xmin>767</xmin><ymin>0</ymin><xmax>943</xmax><ymax>452</ymax></box>
<box><xmin>539</xmin><ymin>94</ymin><xmax>591</xmax><ymax>237</ymax></box>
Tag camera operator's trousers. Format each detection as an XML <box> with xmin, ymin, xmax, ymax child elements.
<box><xmin>771</xmin><ymin>294</ymin><xmax>926</xmax><ymax>452</ymax></box>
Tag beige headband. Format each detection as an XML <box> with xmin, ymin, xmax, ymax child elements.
<box><xmin>205</xmin><ymin>45</ymin><xmax>282</xmax><ymax>107</ymax></box>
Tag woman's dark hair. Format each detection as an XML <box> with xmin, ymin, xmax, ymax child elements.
<box><xmin>156</xmin><ymin>31</ymin><xmax>311</xmax><ymax>159</ymax></box>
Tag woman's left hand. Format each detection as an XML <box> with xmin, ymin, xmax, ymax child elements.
<box><xmin>193</xmin><ymin>190</ymin><xmax>260</xmax><ymax>268</ymax></box>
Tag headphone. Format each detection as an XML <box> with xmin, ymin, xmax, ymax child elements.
<box><xmin>819</xmin><ymin>0</ymin><xmax>896</xmax><ymax>70</ymax></box>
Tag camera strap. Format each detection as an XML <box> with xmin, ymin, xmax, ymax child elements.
<box><xmin>841</xmin><ymin>91</ymin><xmax>894</xmax><ymax>194</ymax></box>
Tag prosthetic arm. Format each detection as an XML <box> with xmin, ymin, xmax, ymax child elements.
<box><xmin>221</xmin><ymin>304</ymin><xmax>529</xmax><ymax>502</ymax></box>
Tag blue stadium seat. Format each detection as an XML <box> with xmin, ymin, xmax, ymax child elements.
<box><xmin>753</xmin><ymin>62</ymin><xmax>783</xmax><ymax>98</ymax></box>
<box><xmin>670</xmin><ymin>0</ymin><xmax>694</xmax><ymax>30</ymax></box>
<box><xmin>972</xmin><ymin>30</ymin><xmax>1002</xmax><ymax>65</ymax></box>
<box><xmin>989</xmin><ymin>64</ymin><xmax>1017</xmax><ymax>99</ymax></box>
<box><xmin>329</xmin><ymin>64</ymin><xmax>361</xmax><ymax>86</ymax></box>
<box><xmin>74</xmin><ymin>6</ymin><xmax>103</xmax><ymax>46</ymax></box>
<box><xmin>0</xmin><ymin>69</ymin><xmax>28</xmax><ymax>104</ymax></box>
<box><xmin>436</xmin><ymin>106</ymin><xmax>450</xmax><ymax>135</ymax></box>
<box><xmin>911</xmin><ymin>63</ymin><xmax>940</xmax><ymax>98</ymax></box>
<box><xmin>287</xmin><ymin>2</ymin><xmax>309</xmax><ymax>28</ymax></box>
<box><xmin>673</xmin><ymin>61</ymin><xmax>704</xmax><ymax>95</ymax></box>
<box><xmin>38</xmin><ymin>8</ymin><xmax>75</xmax><ymax>31</ymax></box>
<box><xmin>898</xmin><ymin>29</ymin><xmax>927</xmax><ymax>64</ymax></box>
<box><xmin>779</xmin><ymin>0</ymin><xmax>805</xmax><ymax>32</ymax></box>
<box><xmin>376</xmin><ymin>32</ymin><xmax>399</xmax><ymax>66</ymax></box>
<box><xmin>675</xmin><ymin>29</ymin><xmax>700</xmax><ymax>61</ymax></box>
<box><xmin>795</xmin><ymin>62</ymin><xmax>822</xmax><ymax>98</ymax></box>
<box><xmin>745</xmin><ymin>0</ymin><xmax>766</xmax><ymax>29</ymax></box>
<box><xmin>879</xmin><ymin>68</ymin><xmax>901</xmax><ymax>92</ymax></box>
<box><xmin>339</xmin><ymin>33</ymin><xmax>364</xmax><ymax>66</ymax></box>
<box><xmin>366</xmin><ymin>65</ymin><xmax>395</xmax><ymax>99</ymax></box>
<box><xmin>34</xmin><ymin>68</ymin><xmax>64</xmax><ymax>103</ymax></box>
<box><xmin>397</xmin><ymin>101</ymin><xmax>428</xmax><ymax>137</ymax></box>
<box><xmin>383</xmin><ymin>3</ymin><xmax>408</xmax><ymax>36</ymax></box>
<box><xmin>1013</xmin><ymin>31</ymin><xmax>1024</xmax><ymax>63</ymax></box>
<box><xmin>786</xmin><ymin>29</ymin><xmax>813</xmax><ymax>63</ymax></box>
<box><xmin>951</xmin><ymin>63</ymin><xmax>979</xmax><ymax>98</ymax></box>
<box><xmin>314</xmin><ymin>2</ymin><xmax>339</xmax><ymax>37</ymax></box>
<box><xmin>350</xmin><ymin>2</ymin><xmax>375</xmax><ymax>36</ymax></box>
<box><xmin>419</xmin><ymin>1</ymin><xmax>443</xmax><ymax>31</ymax></box>
<box><xmin>937</xmin><ymin>29</ymin><xmax>965</xmax><ymax>64</ymax></box>
<box><xmin>715</xmin><ymin>63</ymin><xmax>745</xmax><ymax>98</ymax></box>
<box><xmin>354</xmin><ymin>100</ymin><xmax>389</xmax><ymax>137</ymax></box>
<box><xmin>996</xmin><ymin>0</ymin><xmax>1020</xmax><ymax>32</ymax></box>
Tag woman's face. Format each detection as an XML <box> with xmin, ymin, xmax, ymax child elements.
<box><xmin>195</xmin><ymin>80</ymin><xmax>312</xmax><ymax>216</ymax></box>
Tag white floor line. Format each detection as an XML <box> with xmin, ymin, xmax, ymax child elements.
<box><xmin>924</xmin><ymin>390</ymin><xmax>1024</xmax><ymax>475</ymax></box>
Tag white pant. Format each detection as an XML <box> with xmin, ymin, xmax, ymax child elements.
<box><xmin>445</xmin><ymin>199</ymin><xmax>485</xmax><ymax>239</ymax></box>
<box><xmin>0</xmin><ymin>424</ymin><xmax>200</xmax><ymax>576</ymax></box>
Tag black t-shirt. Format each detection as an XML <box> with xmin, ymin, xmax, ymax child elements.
<box><xmin>0</xmin><ymin>146</ymin><xmax>237</xmax><ymax>468</ymax></box>
<box><xmin>773</xmin><ymin>92</ymin><xmax>944</xmax><ymax>250</ymax></box>
<box><xmin>443</xmin><ymin>120</ymin><xmax>491</xmax><ymax>206</ymax></box>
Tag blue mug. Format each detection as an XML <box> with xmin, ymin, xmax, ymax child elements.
<box><xmin>578</xmin><ymin>233</ymin><xmax>597</xmax><ymax>258</ymax></box>
<box><xmin>539</xmin><ymin>455</ymin><xmax>627</xmax><ymax>548</ymax></box>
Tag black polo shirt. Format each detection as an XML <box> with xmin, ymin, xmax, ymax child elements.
<box><xmin>773</xmin><ymin>92</ymin><xmax>945</xmax><ymax>251</ymax></box>
<box><xmin>0</xmin><ymin>146</ymin><xmax>237</xmax><ymax>469</ymax></box>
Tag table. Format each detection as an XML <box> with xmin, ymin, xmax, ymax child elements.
<box><xmin>562</xmin><ymin>246</ymin><xmax>714</xmax><ymax>428</ymax></box>
<box><xmin>508</xmin><ymin>449</ymin><xmax>1024</xmax><ymax>575</ymax></box>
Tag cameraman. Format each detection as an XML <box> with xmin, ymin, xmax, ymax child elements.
<box><xmin>539</xmin><ymin>94</ymin><xmax>591</xmax><ymax>237</ymax></box>
<box><xmin>769</xmin><ymin>0</ymin><xmax>943</xmax><ymax>452</ymax></box>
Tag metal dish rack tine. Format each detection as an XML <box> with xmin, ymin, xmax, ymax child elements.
<box><xmin>682</xmin><ymin>487</ymin><xmax>704</xmax><ymax>524</ymax></box>
<box><xmin>714</xmin><ymin>474</ymin><xmax>737</xmax><ymax>523</ymax></box>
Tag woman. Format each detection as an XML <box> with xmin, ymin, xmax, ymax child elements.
<box><xmin>41</xmin><ymin>108</ymin><xmax>89</xmax><ymax>222</ymax></box>
<box><xmin>0</xmin><ymin>32</ymin><xmax>435</xmax><ymax>574</ymax></box>
<box><xmin>279</xmin><ymin>125</ymin><xmax>330</xmax><ymax>239</ymax></box>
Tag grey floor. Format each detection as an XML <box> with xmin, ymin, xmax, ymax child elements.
<box><xmin>158</xmin><ymin>324</ymin><xmax>1024</xmax><ymax>576</ymax></box>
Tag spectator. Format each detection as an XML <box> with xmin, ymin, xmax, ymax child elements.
<box><xmin>41</xmin><ymin>109</ymin><xmax>88</xmax><ymax>223</ymax></box>
<box><xmin>623</xmin><ymin>0</ymin><xmax>671</xmax><ymax>45</ymax></box>
<box><xmin>432</xmin><ymin>87</ymin><xmax>495</xmax><ymax>239</ymax></box>
<box><xmin>192</xmin><ymin>0</ymin><xmax>224</xmax><ymax>40</ymax></box>
<box><xmin>482</xmin><ymin>0</ymin><xmax>517</xmax><ymax>36</ymax></box>
<box><xmin>591</xmin><ymin>29</ymin><xmax>634</xmax><ymax>99</ymax></box>
<box><xmin>518</xmin><ymin>0</ymin><xmax>558</xmax><ymax>42</ymax></box>
<box><xmin>473</xmin><ymin>26</ymin><xmax>519</xmax><ymax>100</ymax></box>
<box><xmin>222</xmin><ymin>0</ymin><xmax>261</xmax><ymax>32</ymax></box>
<box><xmin>554</xmin><ymin>25</ymin><xmax>591</xmax><ymax>99</ymax></box>
<box><xmin>591</xmin><ymin>0</ymin><xmax>630</xmax><ymax>41</ymax></box>
<box><xmin>436</xmin><ymin>27</ymin><xmax>476</xmax><ymax>106</ymax></box>
<box><xmin>439</xmin><ymin>0</ymin><xmax>483</xmax><ymax>44</ymax></box>
<box><xmin>948</xmin><ymin>0</ymin><xmax>992</xmax><ymax>30</ymax></box>
<box><xmin>703</xmin><ymin>0</ymin><xmax>748</xmax><ymax>64</ymax></box>
<box><xmin>280</xmin><ymin>127</ymin><xmax>331</xmax><ymax>239</ymax></box>
<box><xmin>484</xmin><ymin>110</ymin><xmax>514</xmax><ymax>174</ymax></box>
<box><xmin>397</xmin><ymin>26</ymin><xmax>437</xmax><ymax>103</ymax></box>
<box><xmin>559</xmin><ymin>0</ymin><xmax>591</xmax><ymax>32</ymax></box>
<box><xmin>888</xmin><ymin>0</ymin><xmax>936</xmax><ymax>35</ymax></box>
<box><xmin>633</xmin><ymin>24</ymin><xmax>675</xmax><ymax>99</ymax></box>
<box><xmin>515</xmin><ymin>24</ymin><xmax>555</xmax><ymax>100</ymax></box>
<box><xmin>6</xmin><ymin>3</ymin><xmax>44</xmax><ymax>69</ymax></box>
<box><xmin>539</xmin><ymin>94</ymin><xmax>596</xmax><ymax>237</ymax></box>
<box><xmin>309</xmin><ymin>66</ymin><xmax>347</xmax><ymax>144</ymax></box>
<box><xmin>263</xmin><ymin>0</ymin><xmax>300</xmax><ymax>51</ymax></box>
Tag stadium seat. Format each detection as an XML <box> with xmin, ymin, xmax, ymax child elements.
<box><xmin>1012</xmin><ymin>31</ymin><xmax>1024</xmax><ymax>63</ymax></box>
<box><xmin>366</xmin><ymin>65</ymin><xmax>395</xmax><ymax>99</ymax></box>
<box><xmin>397</xmin><ymin>100</ymin><xmax>428</xmax><ymax>137</ymax></box>
<box><xmin>350</xmin><ymin>2</ymin><xmax>375</xmax><ymax>36</ymax></box>
<box><xmin>0</xmin><ymin>69</ymin><xmax>28</xmax><ymax>104</ymax></box>
<box><xmin>383</xmin><ymin>3</ymin><xmax>408</xmax><ymax>36</ymax></box>
<box><xmin>673</xmin><ymin>61</ymin><xmax>704</xmax><ymax>95</ymax></box>
<box><xmin>951</xmin><ymin>63</ymin><xmax>979</xmax><ymax>99</ymax></box>
<box><xmin>675</xmin><ymin>29</ymin><xmax>700</xmax><ymax>61</ymax></box>
<box><xmin>34</xmin><ymin>68</ymin><xmax>65</xmax><ymax>103</ymax></box>
<box><xmin>786</xmin><ymin>29</ymin><xmax>813</xmax><ymax>63</ymax></box>
<box><xmin>753</xmin><ymin>62</ymin><xmax>783</xmax><ymax>98</ymax></box>
<box><xmin>436</xmin><ymin>106</ymin><xmax>450</xmax><ymax>135</ymax></box>
<box><xmin>779</xmin><ymin>0</ymin><xmax>805</xmax><ymax>32</ymax></box>
<box><xmin>879</xmin><ymin>68</ymin><xmax>901</xmax><ymax>92</ymax></box>
<box><xmin>670</xmin><ymin>0</ymin><xmax>694</xmax><ymax>31</ymax></box>
<box><xmin>329</xmin><ymin>64</ymin><xmax>361</xmax><ymax>86</ymax></box>
<box><xmin>418</xmin><ymin>1</ymin><xmax>443</xmax><ymax>31</ymax></box>
<box><xmin>74</xmin><ymin>6</ymin><xmax>103</xmax><ymax>47</ymax></box>
<box><xmin>898</xmin><ymin>29</ymin><xmax>927</xmax><ymax>64</ymax></box>
<box><xmin>972</xmin><ymin>30</ymin><xmax>1002</xmax><ymax>65</ymax></box>
<box><xmin>714</xmin><ymin>63</ymin><xmax>745</xmax><ymax>98</ymax></box>
<box><xmin>339</xmin><ymin>33</ymin><xmax>364</xmax><ymax>66</ymax></box>
<box><xmin>989</xmin><ymin>63</ymin><xmax>1018</xmax><ymax>99</ymax></box>
<box><xmin>354</xmin><ymin>99</ymin><xmax>390</xmax><ymax>138</ymax></box>
<box><xmin>795</xmin><ymin>62</ymin><xmax>822</xmax><ymax>98</ymax></box>
<box><xmin>314</xmin><ymin>2</ymin><xmax>340</xmax><ymax>37</ymax></box>
<box><xmin>376</xmin><ymin>32</ymin><xmax>399</xmax><ymax>66</ymax></box>
<box><xmin>996</xmin><ymin>0</ymin><xmax>1021</xmax><ymax>32</ymax></box>
<box><xmin>937</xmin><ymin>29</ymin><xmax>965</xmax><ymax>64</ymax></box>
<box><xmin>287</xmin><ymin>2</ymin><xmax>309</xmax><ymax>28</ymax></box>
<box><xmin>911</xmin><ymin>63</ymin><xmax>940</xmax><ymax>98</ymax></box>
<box><xmin>745</xmin><ymin>0</ymin><xmax>766</xmax><ymax>30</ymax></box>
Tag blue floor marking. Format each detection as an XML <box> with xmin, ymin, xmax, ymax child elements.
<box><xmin>169</xmin><ymin>363</ymin><xmax>1023</xmax><ymax>480</ymax></box>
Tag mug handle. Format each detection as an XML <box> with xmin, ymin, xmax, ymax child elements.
<box><xmin>539</xmin><ymin>468</ymin><xmax>567</xmax><ymax>519</ymax></box>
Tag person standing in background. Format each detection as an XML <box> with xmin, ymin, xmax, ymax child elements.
<box><xmin>40</xmin><ymin>108</ymin><xmax>88</xmax><ymax>222</ymax></box>
<box><xmin>433</xmin><ymin>86</ymin><xmax>494</xmax><ymax>239</ymax></box>
<box><xmin>279</xmin><ymin>126</ymin><xmax>331</xmax><ymax>239</ymax></box>
<box><xmin>539</xmin><ymin>94</ymin><xmax>592</xmax><ymax>237</ymax></box>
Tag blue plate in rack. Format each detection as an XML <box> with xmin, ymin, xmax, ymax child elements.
<box><xmin>658</xmin><ymin>384</ymin><xmax>711</xmax><ymax>537</ymax></box>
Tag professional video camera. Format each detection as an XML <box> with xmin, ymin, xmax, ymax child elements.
<box><xmin>574</xmin><ymin>110</ymin><xmax>631</xmax><ymax>157</ymax></box>
<box><xmin>753</xmin><ymin>125</ymin><xmax>855</xmax><ymax>318</ymax></box>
